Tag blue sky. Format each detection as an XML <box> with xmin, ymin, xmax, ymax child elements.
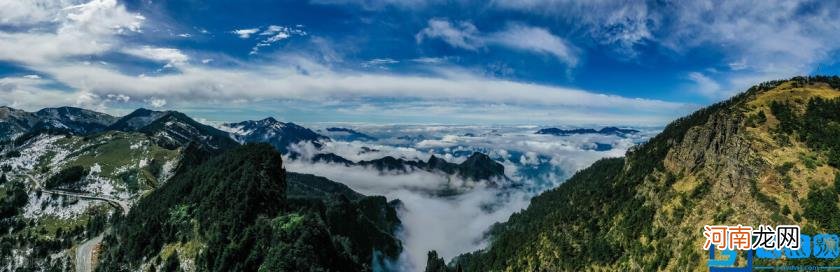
<box><xmin>1</xmin><ymin>0</ymin><xmax>839</xmax><ymax>125</ymax></box>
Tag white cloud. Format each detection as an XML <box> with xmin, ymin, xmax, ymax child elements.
<box><xmin>311</xmin><ymin>0</ymin><xmax>434</xmax><ymax>10</ymax></box>
<box><xmin>123</xmin><ymin>46</ymin><xmax>189</xmax><ymax>67</ymax></box>
<box><xmin>411</xmin><ymin>57</ymin><xmax>445</xmax><ymax>64</ymax></box>
<box><xmin>283</xmin><ymin>124</ymin><xmax>652</xmax><ymax>271</ymax></box>
<box><xmin>285</xmin><ymin>159</ymin><xmax>531</xmax><ymax>270</ymax></box>
<box><xmin>488</xmin><ymin>23</ymin><xmax>577</xmax><ymax>66</ymax></box>
<box><xmin>493</xmin><ymin>0</ymin><xmax>840</xmax><ymax>97</ymax></box>
<box><xmin>492</xmin><ymin>0</ymin><xmax>653</xmax><ymax>56</ymax></box>
<box><xmin>0</xmin><ymin>0</ymin><xmax>688</xmax><ymax>125</ymax></box>
<box><xmin>362</xmin><ymin>58</ymin><xmax>399</xmax><ymax>68</ymax></box>
<box><xmin>148</xmin><ymin>97</ymin><xmax>167</xmax><ymax>108</ymax></box>
<box><xmin>23</xmin><ymin>75</ymin><xmax>41</xmax><ymax>79</ymax></box>
<box><xmin>249</xmin><ymin>25</ymin><xmax>307</xmax><ymax>55</ymax></box>
<box><xmin>232</xmin><ymin>28</ymin><xmax>260</xmax><ymax>39</ymax></box>
<box><xmin>687</xmin><ymin>72</ymin><xmax>722</xmax><ymax>98</ymax></box>
<box><xmin>416</xmin><ymin>19</ymin><xmax>483</xmax><ymax>50</ymax></box>
<box><xmin>0</xmin><ymin>0</ymin><xmax>66</xmax><ymax>26</ymax></box>
<box><xmin>0</xmin><ymin>0</ymin><xmax>144</xmax><ymax>66</ymax></box>
<box><xmin>417</xmin><ymin>19</ymin><xmax>577</xmax><ymax>65</ymax></box>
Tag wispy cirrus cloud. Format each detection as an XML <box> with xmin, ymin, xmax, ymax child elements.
<box><xmin>416</xmin><ymin>19</ymin><xmax>578</xmax><ymax>66</ymax></box>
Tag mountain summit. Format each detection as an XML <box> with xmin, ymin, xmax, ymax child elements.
<box><xmin>221</xmin><ymin>118</ymin><xmax>329</xmax><ymax>154</ymax></box>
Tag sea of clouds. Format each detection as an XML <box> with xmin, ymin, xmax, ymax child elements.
<box><xmin>284</xmin><ymin>124</ymin><xmax>657</xmax><ymax>271</ymax></box>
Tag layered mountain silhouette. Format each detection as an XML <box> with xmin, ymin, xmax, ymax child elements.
<box><xmin>313</xmin><ymin>151</ymin><xmax>507</xmax><ymax>182</ymax></box>
<box><xmin>536</xmin><ymin>126</ymin><xmax>639</xmax><ymax>136</ymax></box>
<box><xmin>322</xmin><ymin>127</ymin><xmax>378</xmax><ymax>142</ymax></box>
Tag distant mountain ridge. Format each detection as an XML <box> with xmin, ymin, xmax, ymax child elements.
<box><xmin>221</xmin><ymin>117</ymin><xmax>330</xmax><ymax>153</ymax></box>
<box><xmin>2</xmin><ymin>105</ymin><xmax>508</xmax><ymax>184</ymax></box>
<box><xmin>1</xmin><ymin>106</ymin><xmax>328</xmax><ymax>154</ymax></box>
<box><xmin>322</xmin><ymin>127</ymin><xmax>378</xmax><ymax>142</ymax></box>
<box><xmin>0</xmin><ymin>106</ymin><xmax>117</xmax><ymax>141</ymax></box>
<box><xmin>536</xmin><ymin>126</ymin><xmax>639</xmax><ymax>136</ymax></box>
<box><xmin>313</xmin><ymin>151</ymin><xmax>508</xmax><ymax>182</ymax></box>
<box><xmin>106</xmin><ymin>108</ymin><xmax>166</xmax><ymax>131</ymax></box>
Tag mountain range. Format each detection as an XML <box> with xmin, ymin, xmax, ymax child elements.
<box><xmin>0</xmin><ymin>106</ymin><xmax>117</xmax><ymax>141</ymax></box>
<box><xmin>5</xmin><ymin>76</ymin><xmax>840</xmax><ymax>271</ymax></box>
<box><xmin>313</xmin><ymin>152</ymin><xmax>508</xmax><ymax>183</ymax></box>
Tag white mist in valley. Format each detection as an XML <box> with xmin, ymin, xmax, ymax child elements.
<box><xmin>284</xmin><ymin>125</ymin><xmax>654</xmax><ymax>271</ymax></box>
<box><xmin>284</xmin><ymin>160</ymin><xmax>531</xmax><ymax>271</ymax></box>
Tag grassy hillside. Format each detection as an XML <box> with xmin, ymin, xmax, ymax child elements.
<box><xmin>448</xmin><ymin>76</ymin><xmax>840</xmax><ymax>271</ymax></box>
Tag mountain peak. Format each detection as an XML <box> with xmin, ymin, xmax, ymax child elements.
<box><xmin>221</xmin><ymin>118</ymin><xmax>328</xmax><ymax>154</ymax></box>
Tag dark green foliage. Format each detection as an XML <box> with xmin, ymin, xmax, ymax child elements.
<box><xmin>803</xmin><ymin>185</ymin><xmax>840</xmax><ymax>233</ymax></box>
<box><xmin>98</xmin><ymin>144</ymin><xmax>287</xmax><ymax>271</ymax></box>
<box><xmin>0</xmin><ymin>180</ymin><xmax>28</xmax><ymax>219</ymax></box>
<box><xmin>746</xmin><ymin>110</ymin><xmax>768</xmax><ymax>127</ymax></box>
<box><xmin>44</xmin><ymin>166</ymin><xmax>88</xmax><ymax>189</ymax></box>
<box><xmin>770</xmin><ymin>101</ymin><xmax>798</xmax><ymax>134</ymax></box>
<box><xmin>834</xmin><ymin>173</ymin><xmax>840</xmax><ymax>193</ymax></box>
<box><xmin>3</xmin><ymin>150</ymin><xmax>21</xmax><ymax>158</ymax></box>
<box><xmin>425</xmin><ymin>251</ymin><xmax>449</xmax><ymax>272</ymax></box>
<box><xmin>324</xmin><ymin>195</ymin><xmax>403</xmax><ymax>260</ymax></box>
<box><xmin>97</xmin><ymin>144</ymin><xmax>402</xmax><ymax>272</ymax></box>
<box><xmin>457</xmin><ymin>158</ymin><xmax>627</xmax><ymax>271</ymax></box>
<box><xmin>801</xmin><ymin>98</ymin><xmax>840</xmax><ymax>167</ymax></box>
<box><xmin>256</xmin><ymin>214</ymin><xmax>361</xmax><ymax>271</ymax></box>
<box><xmin>0</xmin><ymin>173</ymin><xmax>6</xmax><ymax>184</ymax></box>
<box><xmin>772</xmin><ymin>97</ymin><xmax>840</xmax><ymax>167</ymax></box>
<box><xmin>803</xmin><ymin>174</ymin><xmax>840</xmax><ymax>234</ymax></box>
<box><xmin>287</xmin><ymin>172</ymin><xmax>363</xmax><ymax>200</ymax></box>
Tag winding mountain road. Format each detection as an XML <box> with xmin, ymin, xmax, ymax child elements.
<box><xmin>20</xmin><ymin>174</ymin><xmax>130</xmax><ymax>272</ymax></box>
<box><xmin>75</xmin><ymin>234</ymin><xmax>103</xmax><ymax>272</ymax></box>
<box><xmin>23</xmin><ymin>174</ymin><xmax>130</xmax><ymax>214</ymax></box>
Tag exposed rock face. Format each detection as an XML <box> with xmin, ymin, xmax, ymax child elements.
<box><xmin>664</xmin><ymin>110</ymin><xmax>764</xmax><ymax>195</ymax></box>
